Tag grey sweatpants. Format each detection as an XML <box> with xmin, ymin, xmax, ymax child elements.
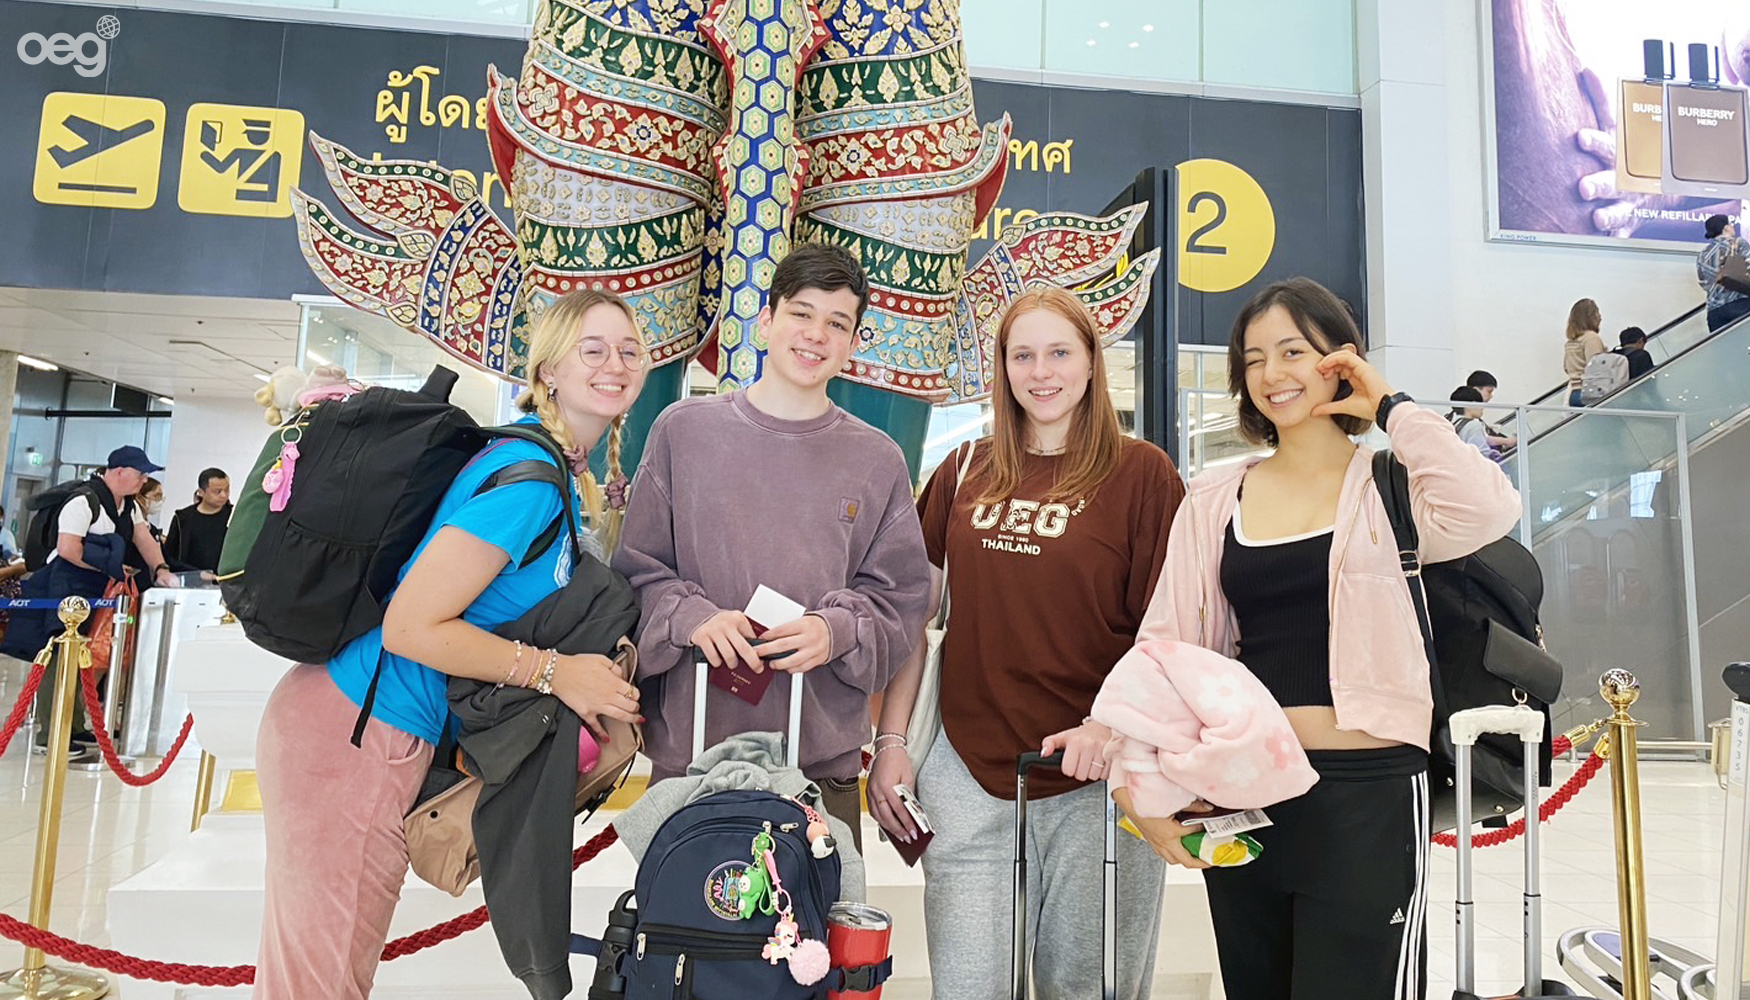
<box><xmin>917</xmin><ymin>732</ymin><xmax>1165</xmax><ymax>999</ymax></box>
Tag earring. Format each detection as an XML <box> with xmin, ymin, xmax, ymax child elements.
<box><xmin>545</xmin><ymin>382</ymin><xmax>558</xmax><ymax>401</ymax></box>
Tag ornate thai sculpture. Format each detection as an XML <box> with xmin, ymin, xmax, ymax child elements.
<box><xmin>293</xmin><ymin>0</ymin><xmax>1158</xmax><ymax>475</ymax></box>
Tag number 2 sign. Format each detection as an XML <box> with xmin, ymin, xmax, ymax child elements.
<box><xmin>1176</xmin><ymin>158</ymin><xmax>1276</xmax><ymax>294</ymax></box>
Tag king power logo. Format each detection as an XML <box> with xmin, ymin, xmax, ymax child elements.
<box><xmin>18</xmin><ymin>15</ymin><xmax>119</xmax><ymax>78</ymax></box>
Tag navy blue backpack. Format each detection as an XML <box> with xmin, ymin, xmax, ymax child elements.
<box><xmin>577</xmin><ymin>789</ymin><xmax>889</xmax><ymax>999</ymax></box>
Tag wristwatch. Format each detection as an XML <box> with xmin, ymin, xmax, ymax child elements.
<box><xmin>154</xmin><ymin>563</ymin><xmax>170</xmax><ymax>576</ymax></box>
<box><xmin>1375</xmin><ymin>392</ymin><xmax>1413</xmax><ymax>433</ymax></box>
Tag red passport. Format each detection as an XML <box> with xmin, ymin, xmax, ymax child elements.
<box><xmin>707</xmin><ymin>653</ymin><xmax>778</xmax><ymax>705</ymax></box>
<box><xmin>706</xmin><ymin>587</ymin><xmax>804</xmax><ymax>705</ymax></box>
<box><xmin>890</xmin><ymin>828</ymin><xmax>934</xmax><ymax>868</ymax></box>
<box><xmin>888</xmin><ymin>784</ymin><xmax>935</xmax><ymax>867</ymax></box>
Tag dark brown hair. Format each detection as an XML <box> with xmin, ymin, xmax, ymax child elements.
<box><xmin>769</xmin><ymin>243</ymin><xmax>869</xmax><ymax>323</ymax></box>
<box><xmin>975</xmin><ymin>286</ymin><xmax>1125</xmax><ymax>504</ymax></box>
<box><xmin>1227</xmin><ymin>277</ymin><xmax>1370</xmax><ymax>446</ymax></box>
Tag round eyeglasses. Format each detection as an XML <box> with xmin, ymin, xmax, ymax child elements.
<box><xmin>577</xmin><ymin>337</ymin><xmax>650</xmax><ymax>371</ymax></box>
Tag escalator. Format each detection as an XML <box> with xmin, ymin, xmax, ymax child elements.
<box><xmin>1500</xmin><ymin>304</ymin><xmax>1750</xmax><ymax>741</ymax></box>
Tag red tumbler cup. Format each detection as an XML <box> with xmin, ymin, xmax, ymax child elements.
<box><xmin>826</xmin><ymin>902</ymin><xmax>892</xmax><ymax>999</ymax></box>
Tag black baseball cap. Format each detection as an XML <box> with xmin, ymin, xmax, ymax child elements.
<box><xmin>106</xmin><ymin>446</ymin><xmax>163</xmax><ymax>473</ymax></box>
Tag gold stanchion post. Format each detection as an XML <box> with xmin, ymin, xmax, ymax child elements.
<box><xmin>190</xmin><ymin>752</ymin><xmax>216</xmax><ymax>832</ymax></box>
<box><xmin>1599</xmin><ymin>668</ymin><xmax>1652</xmax><ymax>1000</ymax></box>
<box><xmin>0</xmin><ymin>598</ymin><xmax>111</xmax><ymax>1000</ymax></box>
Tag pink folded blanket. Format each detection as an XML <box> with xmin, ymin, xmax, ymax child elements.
<box><xmin>1093</xmin><ymin>640</ymin><xmax>1318</xmax><ymax>818</ymax></box>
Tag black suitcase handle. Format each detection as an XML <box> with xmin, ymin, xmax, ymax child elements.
<box><xmin>1016</xmin><ymin>749</ymin><xmax>1064</xmax><ymax>774</ymax></box>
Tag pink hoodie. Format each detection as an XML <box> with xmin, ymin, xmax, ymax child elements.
<box><xmin>1094</xmin><ymin>640</ymin><xmax>1319</xmax><ymax>818</ymax></box>
<box><xmin>1130</xmin><ymin>402</ymin><xmax>1522</xmax><ymax>754</ymax></box>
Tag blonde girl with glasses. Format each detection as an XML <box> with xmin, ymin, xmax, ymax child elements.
<box><xmin>253</xmin><ymin>289</ymin><xmax>650</xmax><ymax>1000</ymax></box>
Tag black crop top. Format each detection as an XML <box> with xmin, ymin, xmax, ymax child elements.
<box><xmin>1219</xmin><ymin>507</ymin><xmax>1334</xmax><ymax>708</ymax></box>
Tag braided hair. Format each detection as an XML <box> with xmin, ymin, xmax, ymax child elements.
<box><xmin>514</xmin><ymin>288</ymin><xmax>643</xmax><ymax>554</ymax></box>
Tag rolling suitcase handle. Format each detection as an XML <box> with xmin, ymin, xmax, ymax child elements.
<box><xmin>1451</xmin><ymin>705</ymin><xmax>1547</xmax><ymax>998</ymax></box>
<box><xmin>691</xmin><ymin>650</ymin><xmax>803</xmax><ymax>769</ymax></box>
<box><xmin>1013</xmin><ymin>750</ymin><xmax>1117</xmax><ymax>1000</ymax></box>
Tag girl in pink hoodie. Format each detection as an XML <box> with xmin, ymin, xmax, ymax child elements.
<box><xmin>1051</xmin><ymin>278</ymin><xmax>1519</xmax><ymax>1000</ymax></box>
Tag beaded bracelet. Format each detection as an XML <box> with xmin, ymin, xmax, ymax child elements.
<box><xmin>870</xmin><ymin>743</ymin><xmax>906</xmax><ymax>764</ymax></box>
<box><xmin>872</xmin><ymin>732</ymin><xmax>908</xmax><ymax>748</ymax></box>
<box><xmin>515</xmin><ymin>647</ymin><xmax>540</xmax><ymax>689</ymax></box>
<box><xmin>534</xmin><ymin>649</ymin><xmax>558</xmax><ymax>695</ymax></box>
<box><xmin>500</xmin><ymin>640</ymin><xmax>525</xmax><ymax>688</ymax></box>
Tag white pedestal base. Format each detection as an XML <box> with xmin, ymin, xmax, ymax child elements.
<box><xmin>108</xmin><ymin>813</ymin><xmax>1223</xmax><ymax>999</ymax></box>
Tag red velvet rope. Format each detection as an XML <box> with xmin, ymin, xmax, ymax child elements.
<box><xmin>0</xmin><ymin>662</ymin><xmax>45</xmax><ymax>759</ymax></box>
<box><xmin>1432</xmin><ymin>737</ymin><xmax>1605</xmax><ymax>849</ymax></box>
<box><xmin>78</xmin><ymin>667</ymin><xmax>193</xmax><ymax>786</ymax></box>
<box><xmin>0</xmin><ymin>714</ymin><xmax>1606</xmax><ymax>985</ymax></box>
<box><xmin>0</xmin><ymin>825</ymin><xmax>620</xmax><ymax>986</ymax></box>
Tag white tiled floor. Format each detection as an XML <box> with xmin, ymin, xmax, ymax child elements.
<box><xmin>0</xmin><ymin>652</ymin><xmax>1736</xmax><ymax>998</ymax></box>
<box><xmin>1424</xmin><ymin>755</ymin><xmax>1727</xmax><ymax>997</ymax></box>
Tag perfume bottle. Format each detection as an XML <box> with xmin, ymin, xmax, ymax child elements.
<box><xmin>1616</xmin><ymin>39</ymin><xmax>1673</xmax><ymax>195</ymax></box>
<box><xmin>1661</xmin><ymin>43</ymin><xmax>1750</xmax><ymax>198</ymax></box>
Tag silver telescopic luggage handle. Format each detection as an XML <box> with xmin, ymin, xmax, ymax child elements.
<box><xmin>1012</xmin><ymin>751</ymin><xmax>1117</xmax><ymax>1000</ymax></box>
<box><xmin>691</xmin><ymin>649</ymin><xmax>802</xmax><ymax>770</ymax></box>
<box><xmin>1451</xmin><ymin>704</ymin><xmax>1547</xmax><ymax>996</ymax></box>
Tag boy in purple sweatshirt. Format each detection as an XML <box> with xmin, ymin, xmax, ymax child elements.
<box><xmin>613</xmin><ymin>243</ymin><xmax>932</xmax><ymax>845</ymax></box>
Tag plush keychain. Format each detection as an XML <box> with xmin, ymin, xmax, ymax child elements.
<box><xmin>262</xmin><ymin>430</ymin><xmax>301</xmax><ymax>513</ymax></box>
<box><xmin>736</xmin><ymin>833</ymin><xmax>777</xmax><ymax>920</ymax></box>
<box><xmin>756</xmin><ymin>843</ymin><xmax>831</xmax><ymax>985</ymax></box>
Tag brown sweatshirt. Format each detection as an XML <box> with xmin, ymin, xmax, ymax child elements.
<box><xmin>613</xmin><ymin>391</ymin><xmax>932</xmax><ymax>780</ymax></box>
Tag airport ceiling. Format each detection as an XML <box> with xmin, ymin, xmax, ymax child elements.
<box><xmin>0</xmin><ymin>287</ymin><xmax>298</xmax><ymax>400</ymax></box>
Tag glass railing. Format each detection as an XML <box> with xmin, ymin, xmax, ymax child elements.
<box><xmin>1515</xmin><ymin>303</ymin><xmax>1708</xmax><ymax>411</ymax></box>
<box><xmin>1502</xmin><ymin>310</ymin><xmax>1750</xmax><ymax>522</ymax></box>
<box><xmin>1177</xmin><ymin>387</ymin><xmax>1707</xmax><ymax>743</ymax></box>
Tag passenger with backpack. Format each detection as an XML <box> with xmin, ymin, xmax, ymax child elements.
<box><xmin>1049</xmin><ymin>279</ymin><xmax>1520</xmax><ymax>1000</ymax></box>
<box><xmin>3</xmin><ymin>447</ymin><xmax>180</xmax><ymax>752</ymax></box>
<box><xmin>251</xmin><ymin>289</ymin><xmax>650</xmax><ymax>1000</ymax></box>
<box><xmin>867</xmin><ymin>286</ymin><xmax>1185</xmax><ymax>1000</ymax></box>
<box><xmin>1561</xmin><ymin>297</ymin><xmax>1606</xmax><ymax>407</ymax></box>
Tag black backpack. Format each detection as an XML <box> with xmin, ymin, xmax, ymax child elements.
<box><xmin>1371</xmin><ymin>452</ymin><xmax>1564</xmax><ymax>832</ymax></box>
<box><xmin>24</xmin><ymin>478</ymin><xmax>132</xmax><ymax>571</ymax></box>
<box><xmin>222</xmin><ymin>366</ymin><xmax>574</xmax><ymax>668</ymax></box>
<box><xmin>581</xmin><ymin>790</ymin><xmax>889</xmax><ymax>1000</ymax></box>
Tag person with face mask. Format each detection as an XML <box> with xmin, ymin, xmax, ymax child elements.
<box><xmin>126</xmin><ymin>477</ymin><xmax>195</xmax><ymax>584</ymax></box>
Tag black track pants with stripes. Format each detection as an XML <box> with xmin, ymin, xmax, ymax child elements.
<box><xmin>1201</xmin><ymin>745</ymin><xmax>1429</xmax><ymax>1000</ymax></box>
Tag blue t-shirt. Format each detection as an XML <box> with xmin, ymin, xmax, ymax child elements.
<box><xmin>327</xmin><ymin>426</ymin><xmax>574</xmax><ymax>744</ymax></box>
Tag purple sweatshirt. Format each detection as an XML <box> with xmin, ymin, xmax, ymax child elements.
<box><xmin>612</xmin><ymin>391</ymin><xmax>932</xmax><ymax>780</ymax></box>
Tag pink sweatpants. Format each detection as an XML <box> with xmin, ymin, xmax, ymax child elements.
<box><xmin>253</xmin><ymin>664</ymin><xmax>434</xmax><ymax>1000</ymax></box>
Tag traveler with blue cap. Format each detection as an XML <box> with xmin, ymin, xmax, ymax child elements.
<box><xmin>3</xmin><ymin>445</ymin><xmax>180</xmax><ymax>756</ymax></box>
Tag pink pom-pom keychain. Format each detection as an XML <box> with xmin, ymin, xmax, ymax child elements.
<box><xmin>756</xmin><ymin>847</ymin><xmax>831</xmax><ymax>986</ymax></box>
<box><xmin>788</xmin><ymin>938</ymin><xmax>830</xmax><ymax>986</ymax></box>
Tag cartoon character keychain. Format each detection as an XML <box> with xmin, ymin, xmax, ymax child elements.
<box><xmin>736</xmin><ymin>830</ymin><xmax>777</xmax><ymax>920</ymax></box>
<box><xmin>755</xmin><ymin>837</ymin><xmax>830</xmax><ymax>984</ymax></box>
